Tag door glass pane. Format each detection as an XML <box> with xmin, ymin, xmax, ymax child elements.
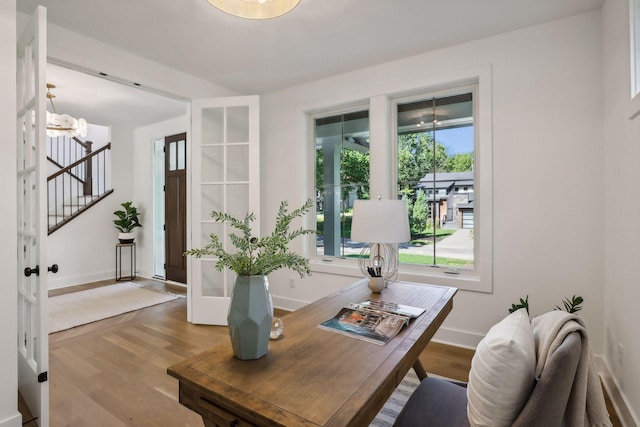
<box><xmin>201</xmin><ymin>222</ymin><xmax>224</xmax><ymax>248</ymax></box>
<box><xmin>201</xmin><ymin>146</ymin><xmax>224</xmax><ymax>182</ymax></box>
<box><xmin>202</xmin><ymin>107</ymin><xmax>224</xmax><ymax>144</ymax></box>
<box><xmin>226</xmin><ymin>144</ymin><xmax>249</xmax><ymax>182</ymax></box>
<box><xmin>226</xmin><ymin>183</ymin><xmax>249</xmax><ymax>218</ymax></box>
<box><xmin>396</xmin><ymin>91</ymin><xmax>475</xmax><ymax>269</ymax></box>
<box><xmin>177</xmin><ymin>139</ymin><xmax>186</xmax><ymax>170</ymax></box>
<box><xmin>227</xmin><ymin>106</ymin><xmax>249</xmax><ymax>143</ymax></box>
<box><xmin>202</xmin><ymin>260</ymin><xmax>224</xmax><ymax>296</ymax></box>
<box><xmin>201</xmin><ymin>184</ymin><xmax>224</xmax><ymax>220</ymax></box>
<box><xmin>169</xmin><ymin>141</ymin><xmax>177</xmax><ymax>171</ymax></box>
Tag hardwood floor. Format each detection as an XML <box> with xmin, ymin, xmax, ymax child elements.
<box><xmin>17</xmin><ymin>278</ymin><xmax>621</xmax><ymax>426</ymax></box>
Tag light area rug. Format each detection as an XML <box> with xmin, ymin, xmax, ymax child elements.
<box><xmin>370</xmin><ymin>369</ymin><xmax>420</xmax><ymax>426</ymax></box>
<box><xmin>49</xmin><ymin>282</ymin><xmax>179</xmax><ymax>334</ymax></box>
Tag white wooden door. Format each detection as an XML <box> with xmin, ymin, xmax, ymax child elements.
<box><xmin>189</xmin><ymin>96</ymin><xmax>260</xmax><ymax>325</ymax></box>
<box><xmin>17</xmin><ymin>6</ymin><xmax>50</xmax><ymax>426</ymax></box>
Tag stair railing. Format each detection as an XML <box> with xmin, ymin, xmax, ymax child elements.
<box><xmin>48</xmin><ymin>136</ymin><xmax>95</xmax><ymax>195</ymax></box>
<box><xmin>47</xmin><ymin>143</ymin><xmax>113</xmax><ymax>234</ymax></box>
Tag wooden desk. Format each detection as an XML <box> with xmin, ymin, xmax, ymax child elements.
<box><xmin>168</xmin><ymin>279</ymin><xmax>457</xmax><ymax>427</ymax></box>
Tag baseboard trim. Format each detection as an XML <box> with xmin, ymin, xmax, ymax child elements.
<box><xmin>596</xmin><ymin>357</ymin><xmax>639</xmax><ymax>427</ymax></box>
<box><xmin>0</xmin><ymin>412</ymin><xmax>22</xmax><ymax>427</ymax></box>
<box><xmin>432</xmin><ymin>326</ymin><xmax>484</xmax><ymax>350</ymax></box>
<box><xmin>272</xmin><ymin>295</ymin><xmax>308</xmax><ymax>311</ymax></box>
<box><xmin>48</xmin><ymin>271</ymin><xmax>114</xmax><ymax>290</ymax></box>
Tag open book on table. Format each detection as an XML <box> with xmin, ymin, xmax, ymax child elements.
<box><xmin>318</xmin><ymin>300</ymin><xmax>425</xmax><ymax>345</ymax></box>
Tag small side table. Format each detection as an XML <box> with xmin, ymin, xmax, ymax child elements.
<box><xmin>116</xmin><ymin>243</ymin><xmax>136</xmax><ymax>281</ymax></box>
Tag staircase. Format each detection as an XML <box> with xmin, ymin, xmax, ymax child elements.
<box><xmin>47</xmin><ymin>135</ymin><xmax>113</xmax><ymax>234</ymax></box>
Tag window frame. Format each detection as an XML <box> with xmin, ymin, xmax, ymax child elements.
<box><xmin>307</xmin><ymin>67</ymin><xmax>493</xmax><ymax>293</ymax></box>
<box><xmin>630</xmin><ymin>0</ymin><xmax>640</xmax><ymax>119</ymax></box>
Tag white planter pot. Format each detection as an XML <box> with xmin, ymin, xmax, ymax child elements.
<box><xmin>118</xmin><ymin>232</ymin><xmax>135</xmax><ymax>244</ymax></box>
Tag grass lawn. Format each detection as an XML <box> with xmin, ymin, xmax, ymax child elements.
<box><xmin>398</xmin><ymin>253</ymin><xmax>470</xmax><ymax>267</ymax></box>
<box><xmin>345</xmin><ymin>253</ymin><xmax>471</xmax><ymax>267</ymax></box>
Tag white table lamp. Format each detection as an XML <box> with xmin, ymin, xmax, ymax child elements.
<box><xmin>350</xmin><ymin>198</ymin><xmax>411</xmax><ymax>285</ymax></box>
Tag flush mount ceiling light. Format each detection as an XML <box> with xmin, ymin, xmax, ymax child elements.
<box><xmin>46</xmin><ymin>83</ymin><xmax>88</xmax><ymax>138</ymax></box>
<box><xmin>207</xmin><ymin>0</ymin><xmax>300</xmax><ymax>19</ymax></box>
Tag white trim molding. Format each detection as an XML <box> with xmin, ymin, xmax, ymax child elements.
<box><xmin>597</xmin><ymin>356</ymin><xmax>640</xmax><ymax>427</ymax></box>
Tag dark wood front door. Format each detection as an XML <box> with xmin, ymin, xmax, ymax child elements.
<box><xmin>164</xmin><ymin>133</ymin><xmax>187</xmax><ymax>283</ymax></box>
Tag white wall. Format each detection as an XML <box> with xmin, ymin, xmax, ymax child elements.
<box><xmin>133</xmin><ymin>115</ymin><xmax>190</xmax><ymax>279</ymax></box>
<box><xmin>0</xmin><ymin>2</ymin><xmax>22</xmax><ymax>426</ymax></box>
<box><xmin>261</xmin><ymin>11</ymin><xmax>605</xmax><ymax>352</ymax></box>
<box><xmin>602</xmin><ymin>0</ymin><xmax>640</xmax><ymax>421</ymax></box>
<box><xmin>47</xmin><ymin>125</ymin><xmax>137</xmax><ymax>288</ymax></box>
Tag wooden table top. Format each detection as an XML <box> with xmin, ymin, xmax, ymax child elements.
<box><xmin>167</xmin><ymin>279</ymin><xmax>457</xmax><ymax>427</ymax></box>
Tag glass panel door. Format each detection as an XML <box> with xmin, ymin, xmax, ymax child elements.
<box><xmin>189</xmin><ymin>96</ymin><xmax>259</xmax><ymax>325</ymax></box>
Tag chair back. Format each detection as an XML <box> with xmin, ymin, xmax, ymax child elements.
<box><xmin>512</xmin><ymin>331</ymin><xmax>582</xmax><ymax>427</ymax></box>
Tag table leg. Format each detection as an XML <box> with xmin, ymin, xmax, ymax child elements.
<box><xmin>413</xmin><ymin>359</ymin><xmax>429</xmax><ymax>381</ymax></box>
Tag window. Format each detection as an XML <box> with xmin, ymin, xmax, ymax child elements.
<box><xmin>395</xmin><ymin>89</ymin><xmax>475</xmax><ymax>270</ymax></box>
<box><xmin>309</xmin><ymin>69</ymin><xmax>492</xmax><ymax>292</ymax></box>
<box><xmin>314</xmin><ymin>109</ymin><xmax>370</xmax><ymax>258</ymax></box>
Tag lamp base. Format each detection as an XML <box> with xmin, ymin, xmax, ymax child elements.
<box><xmin>358</xmin><ymin>243</ymin><xmax>399</xmax><ymax>283</ymax></box>
<box><xmin>368</xmin><ymin>277</ymin><xmax>386</xmax><ymax>293</ymax></box>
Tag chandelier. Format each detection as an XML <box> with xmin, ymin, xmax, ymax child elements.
<box><xmin>46</xmin><ymin>83</ymin><xmax>88</xmax><ymax>138</ymax></box>
<box><xmin>207</xmin><ymin>0</ymin><xmax>300</xmax><ymax>19</ymax></box>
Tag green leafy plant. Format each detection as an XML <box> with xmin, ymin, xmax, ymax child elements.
<box><xmin>509</xmin><ymin>295</ymin><xmax>529</xmax><ymax>315</ymax></box>
<box><xmin>113</xmin><ymin>201</ymin><xmax>142</xmax><ymax>233</ymax></box>
<box><xmin>185</xmin><ymin>199</ymin><xmax>315</xmax><ymax>277</ymax></box>
<box><xmin>555</xmin><ymin>295</ymin><xmax>584</xmax><ymax>314</ymax></box>
<box><xmin>508</xmin><ymin>294</ymin><xmax>584</xmax><ymax>315</ymax></box>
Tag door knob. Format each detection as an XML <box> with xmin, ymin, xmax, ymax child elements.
<box><xmin>48</xmin><ymin>264</ymin><xmax>59</xmax><ymax>273</ymax></box>
<box><xmin>24</xmin><ymin>266</ymin><xmax>40</xmax><ymax>277</ymax></box>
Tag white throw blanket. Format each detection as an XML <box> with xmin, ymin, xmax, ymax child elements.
<box><xmin>531</xmin><ymin>311</ymin><xmax>612</xmax><ymax>427</ymax></box>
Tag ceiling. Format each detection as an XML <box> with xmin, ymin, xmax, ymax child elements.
<box><xmin>17</xmin><ymin>0</ymin><xmax>604</xmax><ymax>128</ymax></box>
<box><xmin>47</xmin><ymin>63</ymin><xmax>188</xmax><ymax>128</ymax></box>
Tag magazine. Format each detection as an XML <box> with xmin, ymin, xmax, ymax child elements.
<box><xmin>318</xmin><ymin>304</ymin><xmax>411</xmax><ymax>345</ymax></box>
<box><xmin>355</xmin><ymin>300</ymin><xmax>426</xmax><ymax>319</ymax></box>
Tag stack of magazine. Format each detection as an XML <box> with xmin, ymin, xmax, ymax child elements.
<box><xmin>318</xmin><ymin>300</ymin><xmax>426</xmax><ymax>345</ymax></box>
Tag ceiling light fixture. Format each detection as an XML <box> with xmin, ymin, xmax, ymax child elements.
<box><xmin>207</xmin><ymin>0</ymin><xmax>300</xmax><ymax>19</ymax></box>
<box><xmin>46</xmin><ymin>83</ymin><xmax>88</xmax><ymax>138</ymax></box>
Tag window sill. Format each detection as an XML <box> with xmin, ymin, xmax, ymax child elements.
<box><xmin>309</xmin><ymin>258</ymin><xmax>491</xmax><ymax>293</ymax></box>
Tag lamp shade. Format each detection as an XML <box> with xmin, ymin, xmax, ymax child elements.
<box><xmin>350</xmin><ymin>199</ymin><xmax>411</xmax><ymax>244</ymax></box>
<box><xmin>208</xmin><ymin>0</ymin><xmax>300</xmax><ymax>19</ymax></box>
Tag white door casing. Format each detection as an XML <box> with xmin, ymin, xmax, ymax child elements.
<box><xmin>17</xmin><ymin>5</ymin><xmax>49</xmax><ymax>426</ymax></box>
<box><xmin>189</xmin><ymin>96</ymin><xmax>260</xmax><ymax>325</ymax></box>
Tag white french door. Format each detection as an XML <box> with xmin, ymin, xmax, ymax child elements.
<box><xmin>189</xmin><ymin>96</ymin><xmax>260</xmax><ymax>325</ymax></box>
<box><xmin>17</xmin><ymin>5</ymin><xmax>50</xmax><ymax>426</ymax></box>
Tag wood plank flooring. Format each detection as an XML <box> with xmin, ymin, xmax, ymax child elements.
<box><xmin>18</xmin><ymin>278</ymin><xmax>621</xmax><ymax>426</ymax></box>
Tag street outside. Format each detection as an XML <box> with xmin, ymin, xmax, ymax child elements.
<box><xmin>318</xmin><ymin>228</ymin><xmax>474</xmax><ymax>262</ymax></box>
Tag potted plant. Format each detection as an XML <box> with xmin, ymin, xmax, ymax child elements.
<box><xmin>113</xmin><ymin>201</ymin><xmax>142</xmax><ymax>243</ymax></box>
<box><xmin>185</xmin><ymin>199</ymin><xmax>314</xmax><ymax>360</ymax></box>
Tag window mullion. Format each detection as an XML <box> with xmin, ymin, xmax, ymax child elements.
<box><xmin>369</xmin><ymin>95</ymin><xmax>392</xmax><ymax>199</ymax></box>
